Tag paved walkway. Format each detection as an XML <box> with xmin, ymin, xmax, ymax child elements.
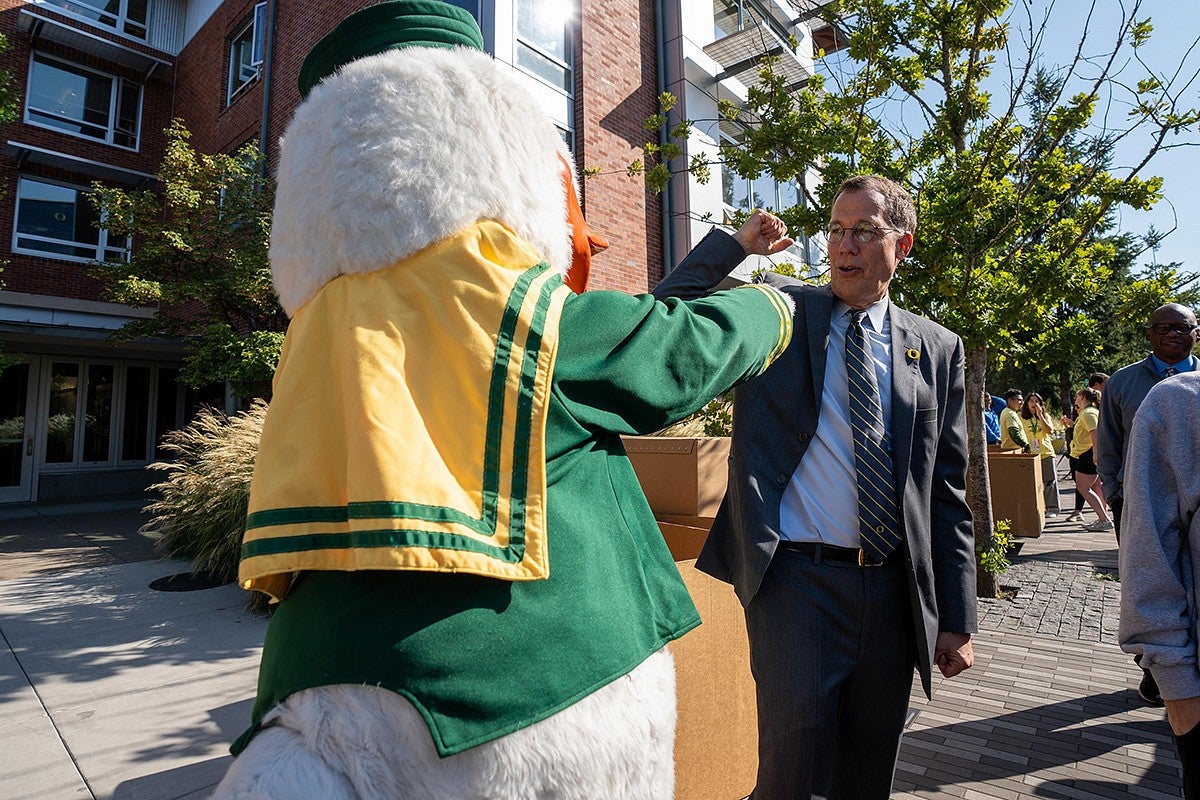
<box><xmin>895</xmin><ymin>478</ymin><xmax>1179</xmax><ymax>800</ymax></box>
<box><xmin>0</xmin><ymin>476</ymin><xmax>1184</xmax><ymax>800</ymax></box>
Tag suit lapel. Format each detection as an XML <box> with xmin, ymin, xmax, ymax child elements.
<box><xmin>889</xmin><ymin>305</ymin><xmax>922</xmax><ymax>507</ymax></box>
<box><xmin>807</xmin><ymin>288</ymin><xmax>834</xmax><ymax>408</ymax></box>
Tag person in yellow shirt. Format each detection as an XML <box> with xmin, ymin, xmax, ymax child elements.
<box><xmin>998</xmin><ymin>389</ymin><xmax>1030</xmax><ymax>452</ymax></box>
<box><xmin>1020</xmin><ymin>392</ymin><xmax>1062</xmax><ymax>516</ymax></box>
<box><xmin>1067</xmin><ymin>388</ymin><xmax>1113</xmax><ymax>531</ymax></box>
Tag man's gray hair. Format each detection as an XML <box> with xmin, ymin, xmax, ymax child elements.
<box><xmin>834</xmin><ymin>175</ymin><xmax>917</xmax><ymax>234</ymax></box>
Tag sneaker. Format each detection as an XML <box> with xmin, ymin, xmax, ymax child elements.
<box><xmin>1139</xmin><ymin>670</ymin><xmax>1164</xmax><ymax>707</ymax></box>
<box><xmin>1065</xmin><ymin>511</ymin><xmax>1084</xmax><ymax>522</ymax></box>
<box><xmin>1045</xmin><ymin>512</ymin><xmax>1059</xmax><ymax>519</ymax></box>
<box><xmin>1084</xmin><ymin>519</ymin><xmax>1115</xmax><ymax>532</ymax></box>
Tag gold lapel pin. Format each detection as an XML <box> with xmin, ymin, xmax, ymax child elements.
<box><xmin>906</xmin><ymin>348</ymin><xmax>920</xmax><ymax>361</ymax></box>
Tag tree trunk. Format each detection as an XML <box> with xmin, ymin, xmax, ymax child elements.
<box><xmin>1059</xmin><ymin>370</ymin><xmax>1073</xmax><ymax>421</ymax></box>
<box><xmin>963</xmin><ymin>343</ymin><xmax>998</xmax><ymax>598</ymax></box>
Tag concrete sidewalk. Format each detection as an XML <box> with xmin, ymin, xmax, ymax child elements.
<box><xmin>0</xmin><ymin>501</ymin><xmax>263</xmax><ymax>800</ymax></box>
<box><xmin>0</xmin><ymin>489</ymin><xmax>1184</xmax><ymax>799</ymax></box>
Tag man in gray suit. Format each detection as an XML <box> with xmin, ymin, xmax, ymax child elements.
<box><xmin>654</xmin><ymin>174</ymin><xmax>977</xmax><ymax>799</ymax></box>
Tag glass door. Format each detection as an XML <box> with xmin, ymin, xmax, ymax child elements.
<box><xmin>0</xmin><ymin>359</ymin><xmax>39</xmax><ymax>503</ymax></box>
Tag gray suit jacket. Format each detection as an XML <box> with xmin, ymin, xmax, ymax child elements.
<box><xmin>653</xmin><ymin>230</ymin><xmax>978</xmax><ymax>696</ymax></box>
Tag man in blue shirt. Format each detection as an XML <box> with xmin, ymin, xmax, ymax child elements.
<box><xmin>982</xmin><ymin>390</ymin><xmax>1005</xmax><ymax>445</ymax></box>
<box><xmin>1098</xmin><ymin>301</ymin><xmax>1199</xmax><ymax>707</ymax></box>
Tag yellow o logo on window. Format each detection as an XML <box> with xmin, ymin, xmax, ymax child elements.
<box><xmin>54</xmin><ymin>212</ymin><xmax>67</xmax><ymax>221</ymax></box>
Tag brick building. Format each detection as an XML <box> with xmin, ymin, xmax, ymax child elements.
<box><xmin>0</xmin><ymin>0</ymin><xmax>833</xmax><ymax>503</ymax></box>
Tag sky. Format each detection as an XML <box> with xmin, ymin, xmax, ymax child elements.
<box><xmin>1021</xmin><ymin>0</ymin><xmax>1200</xmax><ymax>274</ymax></box>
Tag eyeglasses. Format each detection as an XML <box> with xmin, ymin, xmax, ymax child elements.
<box><xmin>826</xmin><ymin>223</ymin><xmax>905</xmax><ymax>244</ymax></box>
<box><xmin>1145</xmin><ymin>323</ymin><xmax>1200</xmax><ymax>336</ymax></box>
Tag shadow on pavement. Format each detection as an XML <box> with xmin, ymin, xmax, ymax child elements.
<box><xmin>897</xmin><ymin>690</ymin><xmax>1180</xmax><ymax>797</ymax></box>
<box><xmin>0</xmin><ymin>566</ymin><xmax>261</xmax><ymax>704</ymax></box>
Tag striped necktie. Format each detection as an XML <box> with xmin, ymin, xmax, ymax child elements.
<box><xmin>845</xmin><ymin>310</ymin><xmax>902</xmax><ymax>562</ymax></box>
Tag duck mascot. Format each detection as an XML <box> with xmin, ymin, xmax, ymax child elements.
<box><xmin>210</xmin><ymin>1</ymin><xmax>794</xmax><ymax>797</ymax></box>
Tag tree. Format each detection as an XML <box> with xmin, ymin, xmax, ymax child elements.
<box><xmin>990</xmin><ymin>231</ymin><xmax>1199</xmax><ymax>411</ymax></box>
<box><xmin>655</xmin><ymin>0</ymin><xmax>1200</xmax><ymax>595</ymax></box>
<box><xmin>90</xmin><ymin>120</ymin><xmax>285</xmax><ymax>400</ymax></box>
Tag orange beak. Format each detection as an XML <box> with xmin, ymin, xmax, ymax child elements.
<box><xmin>559</xmin><ymin>153</ymin><xmax>607</xmax><ymax>293</ymax></box>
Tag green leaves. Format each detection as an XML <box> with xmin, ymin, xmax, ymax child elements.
<box><xmin>88</xmin><ymin>120</ymin><xmax>284</xmax><ymax>400</ymax></box>
<box><xmin>977</xmin><ymin>519</ymin><xmax>1013</xmax><ymax>580</ymax></box>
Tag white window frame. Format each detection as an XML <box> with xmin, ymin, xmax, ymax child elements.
<box><xmin>512</xmin><ymin>0</ymin><xmax>574</xmax><ymax>98</ymax></box>
<box><xmin>39</xmin><ymin>358</ymin><xmax>119</xmax><ymax>469</ymax></box>
<box><xmin>12</xmin><ymin>175</ymin><xmax>131</xmax><ymax>264</ymax></box>
<box><xmin>34</xmin><ymin>0</ymin><xmax>150</xmax><ymax>40</ymax></box>
<box><xmin>25</xmin><ymin>52</ymin><xmax>143</xmax><ymax>151</ymax></box>
<box><xmin>227</xmin><ymin>2</ymin><xmax>267</xmax><ymax>105</ymax></box>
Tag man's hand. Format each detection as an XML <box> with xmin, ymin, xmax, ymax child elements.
<box><xmin>1165</xmin><ymin>696</ymin><xmax>1200</xmax><ymax>736</ymax></box>
<box><xmin>935</xmin><ymin>632</ymin><xmax>974</xmax><ymax>678</ymax></box>
<box><xmin>731</xmin><ymin>209</ymin><xmax>794</xmax><ymax>256</ymax></box>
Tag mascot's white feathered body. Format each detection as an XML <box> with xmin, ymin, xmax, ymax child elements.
<box><xmin>210</xmin><ymin>2</ymin><xmax>793</xmax><ymax>798</ymax></box>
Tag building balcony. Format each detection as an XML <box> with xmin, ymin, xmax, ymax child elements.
<box><xmin>702</xmin><ymin>20</ymin><xmax>812</xmax><ymax>91</ymax></box>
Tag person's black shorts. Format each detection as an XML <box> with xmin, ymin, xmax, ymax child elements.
<box><xmin>1070</xmin><ymin>448</ymin><xmax>1097</xmax><ymax>476</ymax></box>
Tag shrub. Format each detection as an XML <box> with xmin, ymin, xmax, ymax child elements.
<box><xmin>977</xmin><ymin>519</ymin><xmax>1013</xmax><ymax>581</ymax></box>
<box><xmin>144</xmin><ymin>400</ymin><xmax>268</xmax><ymax>609</ymax></box>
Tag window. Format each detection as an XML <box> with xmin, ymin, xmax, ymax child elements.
<box><xmin>515</xmin><ymin>0</ymin><xmax>573</xmax><ymax>93</ymax></box>
<box><xmin>42</xmin><ymin>361</ymin><xmax>184</xmax><ymax>468</ymax></box>
<box><xmin>719</xmin><ymin>133</ymin><xmax>810</xmax><ymax>263</ymax></box>
<box><xmin>121</xmin><ymin>366</ymin><xmax>151</xmax><ymax>462</ymax></box>
<box><xmin>227</xmin><ymin>2</ymin><xmax>267</xmax><ymax>104</ymax></box>
<box><xmin>719</xmin><ymin>133</ymin><xmax>799</xmax><ymax>218</ymax></box>
<box><xmin>26</xmin><ymin>54</ymin><xmax>142</xmax><ymax>150</ymax></box>
<box><xmin>13</xmin><ymin>176</ymin><xmax>130</xmax><ymax>263</ymax></box>
<box><xmin>42</xmin><ymin>361</ymin><xmax>115</xmax><ymax>464</ymax></box>
<box><xmin>39</xmin><ymin>0</ymin><xmax>149</xmax><ymax>39</ymax></box>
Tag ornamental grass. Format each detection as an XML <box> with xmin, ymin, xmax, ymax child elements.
<box><xmin>143</xmin><ymin>400</ymin><xmax>268</xmax><ymax>609</ymax></box>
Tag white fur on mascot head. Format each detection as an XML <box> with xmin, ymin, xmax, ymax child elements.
<box><xmin>270</xmin><ymin>28</ymin><xmax>574</xmax><ymax>315</ymax></box>
<box><xmin>209</xmin><ymin>2</ymin><xmax>677</xmax><ymax>799</ymax></box>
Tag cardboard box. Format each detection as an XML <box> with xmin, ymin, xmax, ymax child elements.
<box><xmin>657</xmin><ymin>520</ymin><xmax>710</xmax><ymax>561</ymax></box>
<box><xmin>622</xmin><ymin>436</ymin><xmax>730</xmax><ymax>517</ymax></box>
<box><xmin>671</xmin><ymin>559</ymin><xmax>758</xmax><ymax>800</ymax></box>
<box><xmin>988</xmin><ymin>452</ymin><xmax>1045</xmax><ymax>537</ymax></box>
<box><xmin>656</xmin><ymin>512</ymin><xmax>716</xmax><ymax>530</ymax></box>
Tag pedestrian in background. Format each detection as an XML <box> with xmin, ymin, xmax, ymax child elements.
<box><xmin>1063</xmin><ymin>374</ymin><xmax>1109</xmax><ymax>521</ymax></box>
<box><xmin>1021</xmin><ymin>392</ymin><xmax>1061</xmax><ymax>516</ymax></box>
<box><xmin>982</xmin><ymin>390</ymin><xmax>1005</xmax><ymax>446</ymax></box>
<box><xmin>1099</xmin><ymin>302</ymin><xmax>1198</xmax><ymax>708</ymax></box>
<box><xmin>1067</xmin><ymin>388</ymin><xmax>1113</xmax><ymax>531</ymax></box>
<box><xmin>1098</xmin><ymin>303</ymin><xmax>1199</xmax><ymax>541</ymax></box>
<box><xmin>998</xmin><ymin>389</ymin><xmax>1030</xmax><ymax>452</ymax></box>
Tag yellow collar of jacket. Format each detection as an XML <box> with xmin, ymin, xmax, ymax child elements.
<box><xmin>240</xmin><ymin>221</ymin><xmax>570</xmax><ymax>601</ymax></box>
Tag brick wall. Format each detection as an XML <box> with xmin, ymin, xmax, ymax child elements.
<box><xmin>172</xmin><ymin>0</ymin><xmax>268</xmax><ymax>156</ymax></box>
<box><xmin>0</xmin><ymin>2</ymin><xmax>174</xmax><ymax>301</ymax></box>
<box><xmin>261</xmin><ymin>0</ymin><xmax>361</xmax><ymax>166</ymax></box>
<box><xmin>576</xmin><ymin>0</ymin><xmax>664</xmax><ymax>293</ymax></box>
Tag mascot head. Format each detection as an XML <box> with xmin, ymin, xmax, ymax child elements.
<box><xmin>269</xmin><ymin>0</ymin><xmax>603</xmax><ymax>316</ymax></box>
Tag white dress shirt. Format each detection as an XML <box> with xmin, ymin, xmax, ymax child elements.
<box><xmin>779</xmin><ymin>296</ymin><xmax>894</xmax><ymax>548</ymax></box>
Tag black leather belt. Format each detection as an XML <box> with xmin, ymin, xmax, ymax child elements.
<box><xmin>777</xmin><ymin>540</ymin><xmax>886</xmax><ymax>567</ymax></box>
